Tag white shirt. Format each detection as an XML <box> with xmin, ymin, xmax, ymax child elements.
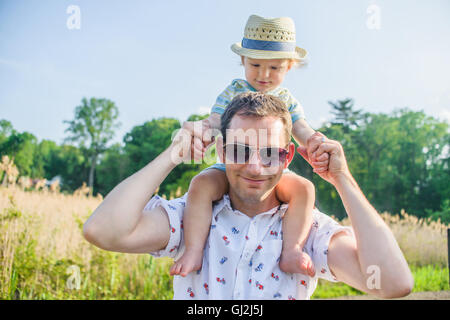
<box><xmin>146</xmin><ymin>194</ymin><xmax>354</xmax><ymax>300</ymax></box>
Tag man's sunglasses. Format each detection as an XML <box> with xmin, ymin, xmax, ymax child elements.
<box><xmin>223</xmin><ymin>143</ymin><xmax>290</xmax><ymax>167</ymax></box>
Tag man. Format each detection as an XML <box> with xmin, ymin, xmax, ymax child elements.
<box><xmin>83</xmin><ymin>92</ymin><xmax>413</xmax><ymax>300</ymax></box>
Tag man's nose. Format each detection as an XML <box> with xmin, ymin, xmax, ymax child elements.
<box><xmin>245</xmin><ymin>150</ymin><xmax>263</xmax><ymax>176</ymax></box>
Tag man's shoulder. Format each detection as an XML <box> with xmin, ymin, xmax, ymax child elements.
<box><xmin>311</xmin><ymin>208</ymin><xmax>340</xmax><ymax>225</ymax></box>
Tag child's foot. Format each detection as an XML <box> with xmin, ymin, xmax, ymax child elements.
<box><xmin>279</xmin><ymin>246</ymin><xmax>316</xmax><ymax>276</ymax></box>
<box><xmin>170</xmin><ymin>248</ymin><xmax>203</xmax><ymax>277</ymax></box>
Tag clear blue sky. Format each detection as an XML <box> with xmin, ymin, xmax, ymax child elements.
<box><xmin>1</xmin><ymin>0</ymin><xmax>449</xmax><ymax>145</ymax></box>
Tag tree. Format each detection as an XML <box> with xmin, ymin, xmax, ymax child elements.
<box><xmin>0</xmin><ymin>119</ymin><xmax>14</xmax><ymax>145</ymax></box>
<box><xmin>123</xmin><ymin>117</ymin><xmax>191</xmax><ymax>197</ymax></box>
<box><xmin>95</xmin><ymin>143</ymin><xmax>130</xmax><ymax>197</ymax></box>
<box><xmin>314</xmin><ymin>106</ymin><xmax>449</xmax><ymax>220</ymax></box>
<box><xmin>329</xmin><ymin>98</ymin><xmax>363</xmax><ymax>133</ymax></box>
<box><xmin>64</xmin><ymin>97</ymin><xmax>120</xmax><ymax>194</ymax></box>
<box><xmin>32</xmin><ymin>139</ymin><xmax>58</xmax><ymax>179</ymax></box>
<box><xmin>0</xmin><ymin>131</ymin><xmax>38</xmax><ymax>177</ymax></box>
<box><xmin>45</xmin><ymin>144</ymin><xmax>89</xmax><ymax>192</ymax></box>
<box><xmin>122</xmin><ymin>114</ymin><xmax>210</xmax><ymax>198</ymax></box>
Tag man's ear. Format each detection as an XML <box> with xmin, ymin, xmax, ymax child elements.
<box><xmin>284</xmin><ymin>142</ymin><xmax>296</xmax><ymax>169</ymax></box>
<box><xmin>216</xmin><ymin>136</ymin><xmax>225</xmax><ymax>163</ymax></box>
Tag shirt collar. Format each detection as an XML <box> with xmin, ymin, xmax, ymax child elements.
<box><xmin>241</xmin><ymin>79</ymin><xmax>282</xmax><ymax>95</ymax></box>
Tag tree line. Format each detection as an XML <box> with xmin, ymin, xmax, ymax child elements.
<box><xmin>0</xmin><ymin>97</ymin><xmax>448</xmax><ymax>223</ymax></box>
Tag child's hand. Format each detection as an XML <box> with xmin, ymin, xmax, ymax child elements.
<box><xmin>304</xmin><ymin>132</ymin><xmax>330</xmax><ymax>174</ymax></box>
<box><xmin>181</xmin><ymin>119</ymin><xmax>217</xmax><ymax>163</ymax></box>
<box><xmin>191</xmin><ymin>136</ymin><xmax>205</xmax><ymax>162</ymax></box>
<box><xmin>182</xmin><ymin>120</ymin><xmax>215</xmax><ymax>148</ymax></box>
<box><xmin>199</xmin><ymin>118</ymin><xmax>217</xmax><ymax>148</ymax></box>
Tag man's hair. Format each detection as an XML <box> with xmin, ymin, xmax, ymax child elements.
<box><xmin>220</xmin><ymin>91</ymin><xmax>293</xmax><ymax>144</ymax></box>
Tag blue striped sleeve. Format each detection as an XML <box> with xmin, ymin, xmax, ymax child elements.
<box><xmin>274</xmin><ymin>88</ymin><xmax>306</xmax><ymax>123</ymax></box>
<box><xmin>211</xmin><ymin>83</ymin><xmax>238</xmax><ymax>115</ymax></box>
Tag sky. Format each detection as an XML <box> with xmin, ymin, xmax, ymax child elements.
<box><xmin>0</xmin><ymin>0</ymin><xmax>449</xmax><ymax>146</ymax></box>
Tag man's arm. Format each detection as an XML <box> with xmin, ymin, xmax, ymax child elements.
<box><xmin>83</xmin><ymin>129</ymin><xmax>193</xmax><ymax>253</ymax></box>
<box><xmin>327</xmin><ymin>174</ymin><xmax>414</xmax><ymax>298</ymax></box>
<box><xmin>298</xmin><ymin>138</ymin><xmax>414</xmax><ymax>298</ymax></box>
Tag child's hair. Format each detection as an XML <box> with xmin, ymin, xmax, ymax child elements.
<box><xmin>291</xmin><ymin>58</ymin><xmax>308</xmax><ymax>69</ymax></box>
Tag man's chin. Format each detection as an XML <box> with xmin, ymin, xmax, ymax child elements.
<box><xmin>235</xmin><ymin>186</ymin><xmax>269</xmax><ymax>204</ymax></box>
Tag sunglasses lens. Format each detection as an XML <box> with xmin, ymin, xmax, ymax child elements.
<box><xmin>225</xmin><ymin>144</ymin><xmax>250</xmax><ymax>164</ymax></box>
<box><xmin>260</xmin><ymin>148</ymin><xmax>288</xmax><ymax>166</ymax></box>
<box><xmin>225</xmin><ymin>144</ymin><xmax>288</xmax><ymax>166</ymax></box>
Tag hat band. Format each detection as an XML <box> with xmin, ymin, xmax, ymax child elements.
<box><xmin>241</xmin><ymin>38</ymin><xmax>296</xmax><ymax>52</ymax></box>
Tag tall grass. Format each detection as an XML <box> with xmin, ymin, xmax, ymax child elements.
<box><xmin>0</xmin><ymin>186</ymin><xmax>173</xmax><ymax>299</ymax></box>
<box><xmin>0</xmin><ymin>186</ymin><xmax>448</xmax><ymax>299</ymax></box>
<box><xmin>340</xmin><ymin>209</ymin><xmax>448</xmax><ymax>267</ymax></box>
<box><xmin>311</xmin><ymin>265</ymin><xmax>449</xmax><ymax>299</ymax></box>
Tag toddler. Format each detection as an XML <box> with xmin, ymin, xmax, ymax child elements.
<box><xmin>170</xmin><ymin>15</ymin><xmax>329</xmax><ymax>277</ymax></box>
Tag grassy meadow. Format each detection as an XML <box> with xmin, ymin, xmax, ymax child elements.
<box><xmin>0</xmin><ymin>186</ymin><xmax>448</xmax><ymax>300</ymax></box>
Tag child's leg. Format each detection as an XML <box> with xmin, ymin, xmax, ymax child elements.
<box><xmin>170</xmin><ymin>168</ymin><xmax>228</xmax><ymax>277</ymax></box>
<box><xmin>275</xmin><ymin>172</ymin><xmax>316</xmax><ymax>276</ymax></box>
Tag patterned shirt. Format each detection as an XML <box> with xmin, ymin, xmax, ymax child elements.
<box><xmin>211</xmin><ymin>79</ymin><xmax>306</xmax><ymax>123</ymax></box>
<box><xmin>147</xmin><ymin>194</ymin><xmax>354</xmax><ymax>300</ymax></box>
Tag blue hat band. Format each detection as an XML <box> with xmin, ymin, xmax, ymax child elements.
<box><xmin>241</xmin><ymin>38</ymin><xmax>296</xmax><ymax>52</ymax></box>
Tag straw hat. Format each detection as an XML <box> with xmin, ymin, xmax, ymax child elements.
<box><xmin>231</xmin><ymin>15</ymin><xmax>307</xmax><ymax>61</ymax></box>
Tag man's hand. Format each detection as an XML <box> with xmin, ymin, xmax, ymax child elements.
<box><xmin>305</xmin><ymin>132</ymin><xmax>330</xmax><ymax>174</ymax></box>
<box><xmin>171</xmin><ymin>119</ymin><xmax>217</xmax><ymax>165</ymax></box>
<box><xmin>297</xmin><ymin>135</ymin><xmax>350</xmax><ymax>186</ymax></box>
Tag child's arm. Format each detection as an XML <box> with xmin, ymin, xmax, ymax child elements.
<box><xmin>292</xmin><ymin>118</ymin><xmax>316</xmax><ymax>147</ymax></box>
<box><xmin>180</xmin><ymin>112</ymin><xmax>221</xmax><ymax>162</ymax></box>
<box><xmin>276</xmin><ymin>172</ymin><xmax>316</xmax><ymax>275</ymax></box>
<box><xmin>206</xmin><ymin>112</ymin><xmax>221</xmax><ymax>130</ymax></box>
<box><xmin>276</xmin><ymin>173</ymin><xmax>315</xmax><ymax>246</ymax></box>
<box><xmin>182</xmin><ymin>112</ymin><xmax>221</xmax><ymax>148</ymax></box>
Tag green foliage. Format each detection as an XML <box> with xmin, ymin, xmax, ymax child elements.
<box><xmin>32</xmin><ymin>139</ymin><xmax>58</xmax><ymax>179</ymax></box>
<box><xmin>0</xmin><ymin>195</ymin><xmax>22</xmax><ymax>221</ymax></box>
<box><xmin>0</xmin><ymin>131</ymin><xmax>38</xmax><ymax>177</ymax></box>
<box><xmin>64</xmin><ymin>97</ymin><xmax>121</xmax><ymax>153</ymax></box>
<box><xmin>411</xmin><ymin>265</ymin><xmax>450</xmax><ymax>292</ymax></box>
<box><xmin>427</xmin><ymin>199</ymin><xmax>450</xmax><ymax>225</ymax></box>
<box><xmin>123</xmin><ymin>117</ymin><xmax>205</xmax><ymax>197</ymax></box>
<box><xmin>94</xmin><ymin>143</ymin><xmax>130</xmax><ymax>196</ymax></box>
<box><xmin>329</xmin><ymin>98</ymin><xmax>363</xmax><ymax>132</ymax></box>
<box><xmin>64</xmin><ymin>97</ymin><xmax>121</xmax><ymax>192</ymax></box>
<box><xmin>311</xmin><ymin>278</ymin><xmax>363</xmax><ymax>299</ymax></box>
<box><xmin>45</xmin><ymin>144</ymin><xmax>90</xmax><ymax>192</ymax></box>
<box><xmin>309</xmin><ymin>105</ymin><xmax>450</xmax><ymax>219</ymax></box>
